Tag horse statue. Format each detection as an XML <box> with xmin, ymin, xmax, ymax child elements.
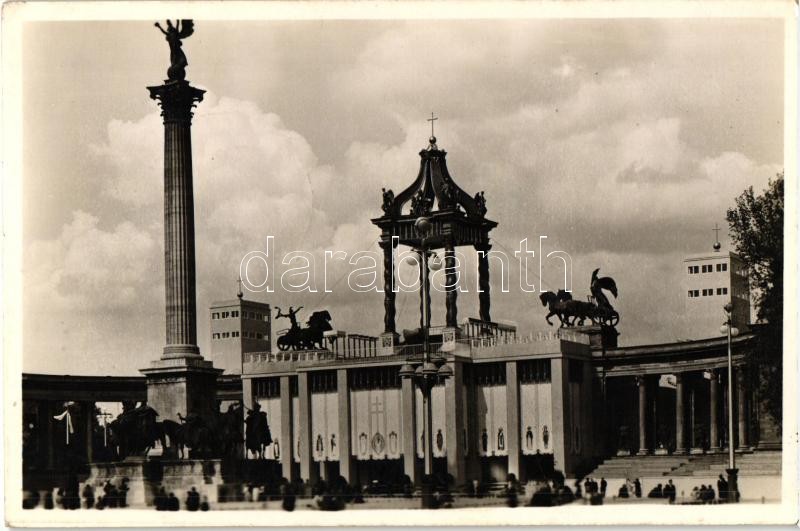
<box><xmin>244</xmin><ymin>403</ymin><xmax>273</xmax><ymax>459</ymax></box>
<box><xmin>539</xmin><ymin>290</ymin><xmax>595</xmax><ymax>327</ymax></box>
<box><xmin>107</xmin><ymin>402</ymin><xmax>164</xmax><ymax>459</ymax></box>
<box><xmin>174</xmin><ymin>412</ymin><xmax>217</xmax><ymax>458</ymax></box>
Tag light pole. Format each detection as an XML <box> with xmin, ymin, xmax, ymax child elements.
<box><xmin>398</xmin><ymin>216</ymin><xmax>454</xmax><ymax>509</ymax></box>
<box><xmin>720</xmin><ymin>302</ymin><xmax>740</xmax><ymax>503</ymax></box>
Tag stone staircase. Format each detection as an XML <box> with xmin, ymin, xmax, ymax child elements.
<box><xmin>588</xmin><ymin>455</ymin><xmax>690</xmax><ymax>479</ymax></box>
<box><xmin>670</xmin><ymin>450</ymin><xmax>781</xmax><ymax>477</ymax></box>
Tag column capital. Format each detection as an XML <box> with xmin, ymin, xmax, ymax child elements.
<box><xmin>148</xmin><ymin>80</ymin><xmax>205</xmax><ymax>123</ymax></box>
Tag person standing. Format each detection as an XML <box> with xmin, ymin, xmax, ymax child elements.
<box><xmin>634</xmin><ymin>478</ymin><xmax>642</xmax><ymax>498</ymax></box>
<box><xmin>717</xmin><ymin>474</ymin><xmax>728</xmax><ymax>501</ymax></box>
<box><xmin>600</xmin><ymin>477</ymin><xmax>607</xmax><ymax>497</ymax></box>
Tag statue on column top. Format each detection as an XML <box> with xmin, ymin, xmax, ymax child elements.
<box><xmin>154</xmin><ymin>19</ymin><xmax>195</xmax><ymax>81</ymax></box>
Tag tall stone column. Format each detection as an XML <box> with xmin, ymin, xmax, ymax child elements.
<box><xmin>444</xmin><ymin>243</ymin><xmax>458</xmax><ymax>328</ymax></box>
<box><xmin>736</xmin><ymin>367</ymin><xmax>749</xmax><ymax>450</ymax></box>
<box><xmin>636</xmin><ymin>376</ymin><xmax>648</xmax><ymax>455</ymax></box>
<box><xmin>141</xmin><ymin>76</ymin><xmax>221</xmax><ymax>423</ymax></box>
<box><xmin>148</xmin><ymin>80</ymin><xmax>205</xmax><ymax>358</ymax></box>
<box><xmin>475</xmin><ymin>243</ymin><xmax>491</xmax><ymax>323</ymax></box>
<box><xmin>675</xmin><ymin>373</ymin><xmax>687</xmax><ymax>454</ymax></box>
<box><xmin>709</xmin><ymin>370</ymin><xmax>720</xmax><ymax>453</ymax></box>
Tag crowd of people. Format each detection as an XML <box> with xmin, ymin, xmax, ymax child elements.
<box><xmin>24</xmin><ymin>470</ymin><xmax>741</xmax><ymax>510</ymax></box>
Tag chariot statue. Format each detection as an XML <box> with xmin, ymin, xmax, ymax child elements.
<box><xmin>540</xmin><ymin>268</ymin><xmax>619</xmax><ymax>327</ymax></box>
<box><xmin>275</xmin><ymin>306</ymin><xmax>334</xmax><ymax>351</ymax></box>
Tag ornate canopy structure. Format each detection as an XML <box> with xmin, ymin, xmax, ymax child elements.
<box><xmin>371</xmin><ymin>135</ymin><xmax>497</xmax><ymax>336</ymax></box>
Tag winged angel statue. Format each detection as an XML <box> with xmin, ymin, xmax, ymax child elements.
<box><xmin>154</xmin><ymin>20</ymin><xmax>195</xmax><ymax>81</ymax></box>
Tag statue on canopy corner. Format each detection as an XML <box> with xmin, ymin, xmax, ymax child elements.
<box><xmin>381</xmin><ymin>188</ymin><xmax>395</xmax><ymax>216</ymax></box>
<box><xmin>154</xmin><ymin>19</ymin><xmax>195</xmax><ymax>81</ymax></box>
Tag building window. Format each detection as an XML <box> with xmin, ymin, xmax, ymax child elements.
<box><xmin>688</xmin><ymin>265</ymin><xmax>700</xmax><ymax>274</ymax></box>
<box><xmin>688</xmin><ymin>290</ymin><xmax>695</xmax><ymax>298</ymax></box>
<box><xmin>256</xmin><ymin>313</ymin><xmax>263</xmax><ymax>320</ymax></box>
<box><xmin>519</xmin><ymin>359</ymin><xmax>551</xmax><ymax>383</ymax></box>
<box><xmin>232</xmin><ymin>331</ymin><xmax>240</xmax><ymax>338</ymax></box>
<box><xmin>212</xmin><ymin>333</ymin><xmax>220</xmax><ymax>339</ymax></box>
<box><xmin>253</xmin><ymin>377</ymin><xmax>280</xmax><ymax>399</ymax></box>
<box><xmin>693</xmin><ymin>290</ymin><xmax>699</xmax><ymax>297</ymax></box>
<box><xmin>716</xmin><ymin>263</ymin><xmax>728</xmax><ymax>272</ymax></box>
<box><xmin>212</xmin><ymin>313</ymin><xmax>220</xmax><ymax>320</ymax></box>
<box><xmin>722</xmin><ymin>287</ymin><xmax>728</xmax><ymax>295</ymax></box>
<box><xmin>256</xmin><ymin>333</ymin><xmax>263</xmax><ymax>340</ymax></box>
<box><xmin>348</xmin><ymin>367</ymin><xmax>401</xmax><ymax>390</ymax></box>
<box><xmin>310</xmin><ymin>371</ymin><xmax>338</xmax><ymax>393</ymax></box>
<box><xmin>702</xmin><ymin>289</ymin><xmax>710</xmax><ymax>296</ymax></box>
<box><xmin>232</xmin><ymin>310</ymin><xmax>239</xmax><ymax>318</ymax></box>
<box><xmin>222</xmin><ymin>332</ymin><xmax>230</xmax><ymax>338</ymax></box>
<box><xmin>263</xmin><ymin>314</ymin><xmax>270</xmax><ymax>322</ymax></box>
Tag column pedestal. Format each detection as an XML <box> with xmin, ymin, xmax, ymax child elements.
<box><xmin>140</xmin><ymin>357</ymin><xmax>222</xmax><ymax>424</ymax></box>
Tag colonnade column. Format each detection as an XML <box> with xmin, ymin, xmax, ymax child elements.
<box><xmin>675</xmin><ymin>373</ymin><xmax>687</xmax><ymax>454</ymax></box>
<box><xmin>298</xmin><ymin>372</ymin><xmax>318</xmax><ymax>484</ymax></box>
<box><xmin>83</xmin><ymin>402</ymin><xmax>94</xmax><ymax>463</ymax></box>
<box><xmin>445</xmin><ymin>361</ymin><xmax>465</xmax><ymax>485</ymax></box>
<box><xmin>636</xmin><ymin>376</ymin><xmax>648</xmax><ymax>455</ymax></box>
<box><xmin>709</xmin><ymin>370</ymin><xmax>720</xmax><ymax>453</ymax></box>
<box><xmin>736</xmin><ymin>367</ymin><xmax>749</xmax><ymax>450</ymax></box>
<box><xmin>505</xmin><ymin>361</ymin><xmax>521</xmax><ymax>481</ymax></box>
<box><xmin>279</xmin><ymin>376</ymin><xmax>294</xmax><ymax>480</ymax></box>
<box><xmin>336</xmin><ymin>369</ymin><xmax>355</xmax><ymax>483</ymax></box>
<box><xmin>401</xmin><ymin>377</ymin><xmax>417</xmax><ymax>484</ymax></box>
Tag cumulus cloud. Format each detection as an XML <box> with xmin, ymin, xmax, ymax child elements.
<box><xmin>23</xmin><ymin>19</ymin><xmax>784</xmax><ymax>374</ymax></box>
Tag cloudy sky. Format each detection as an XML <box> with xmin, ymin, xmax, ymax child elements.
<box><xmin>22</xmin><ymin>16</ymin><xmax>785</xmax><ymax>375</ymax></box>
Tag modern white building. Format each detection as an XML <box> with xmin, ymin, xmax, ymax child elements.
<box><xmin>683</xmin><ymin>244</ymin><xmax>750</xmax><ymax>341</ymax></box>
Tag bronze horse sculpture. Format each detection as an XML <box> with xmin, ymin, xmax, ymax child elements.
<box><xmin>539</xmin><ymin>290</ymin><xmax>596</xmax><ymax>327</ymax></box>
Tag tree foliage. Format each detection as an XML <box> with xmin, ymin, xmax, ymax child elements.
<box><xmin>726</xmin><ymin>173</ymin><xmax>783</xmax><ymax>429</ymax></box>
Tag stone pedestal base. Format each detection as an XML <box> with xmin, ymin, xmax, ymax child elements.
<box><xmin>708</xmin><ymin>446</ymin><xmax>721</xmax><ymax>454</ymax></box>
<box><xmin>81</xmin><ymin>458</ymin><xmax>223</xmax><ymax>508</ymax></box>
<box><xmin>654</xmin><ymin>448</ymin><xmax>669</xmax><ymax>455</ymax></box>
<box><xmin>616</xmin><ymin>449</ymin><xmax>631</xmax><ymax>457</ymax></box>
<box><xmin>140</xmin><ymin>356</ymin><xmax>222</xmax><ymax>423</ymax></box>
<box><xmin>690</xmin><ymin>447</ymin><xmax>705</xmax><ymax>455</ymax></box>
